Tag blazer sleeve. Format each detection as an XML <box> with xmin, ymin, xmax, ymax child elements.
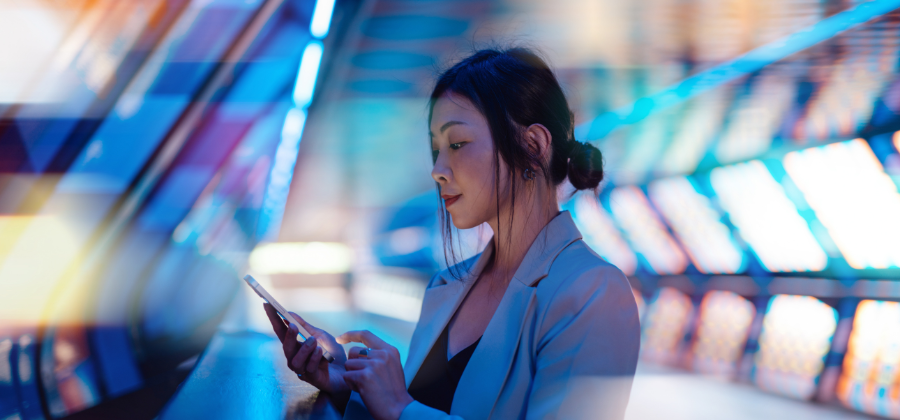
<box><xmin>526</xmin><ymin>265</ymin><xmax>641</xmax><ymax>420</ymax></box>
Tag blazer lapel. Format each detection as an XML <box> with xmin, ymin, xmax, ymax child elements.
<box><xmin>404</xmin><ymin>245</ymin><xmax>493</xmax><ymax>387</ymax></box>
<box><xmin>451</xmin><ymin>278</ymin><xmax>536</xmax><ymax>419</ymax></box>
<box><xmin>449</xmin><ymin>211</ymin><xmax>583</xmax><ymax>418</ymax></box>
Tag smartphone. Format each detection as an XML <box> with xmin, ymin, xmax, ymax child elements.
<box><xmin>243</xmin><ymin>274</ymin><xmax>336</xmax><ymax>363</ymax></box>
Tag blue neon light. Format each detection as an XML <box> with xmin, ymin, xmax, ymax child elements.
<box><xmin>259</xmin><ymin>108</ymin><xmax>307</xmax><ymax>239</ymax></box>
<box><xmin>292</xmin><ymin>41</ymin><xmax>324</xmax><ymax>108</ymax></box>
<box><xmin>576</xmin><ymin>0</ymin><xmax>900</xmax><ymax>141</ymax></box>
<box><xmin>310</xmin><ymin>0</ymin><xmax>336</xmax><ymax>38</ymax></box>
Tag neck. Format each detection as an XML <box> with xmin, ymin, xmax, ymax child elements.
<box><xmin>485</xmin><ymin>182</ymin><xmax>560</xmax><ymax>282</ymax></box>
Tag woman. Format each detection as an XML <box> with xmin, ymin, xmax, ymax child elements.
<box><xmin>264</xmin><ymin>47</ymin><xmax>641</xmax><ymax>420</ymax></box>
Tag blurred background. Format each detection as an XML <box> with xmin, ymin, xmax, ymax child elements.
<box><xmin>2</xmin><ymin>0</ymin><xmax>900</xmax><ymax>418</ymax></box>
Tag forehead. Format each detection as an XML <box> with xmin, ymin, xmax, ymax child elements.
<box><xmin>430</xmin><ymin>93</ymin><xmax>485</xmax><ymax>131</ymax></box>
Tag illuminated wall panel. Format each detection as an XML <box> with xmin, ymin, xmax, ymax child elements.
<box><xmin>648</xmin><ymin>176</ymin><xmax>745</xmax><ymax>274</ymax></box>
<box><xmin>715</xmin><ymin>73</ymin><xmax>795</xmax><ymax>164</ymax></box>
<box><xmin>690</xmin><ymin>291</ymin><xmax>755</xmax><ymax>378</ymax></box>
<box><xmin>783</xmin><ymin>139</ymin><xmax>900</xmax><ymax>269</ymax></box>
<box><xmin>658</xmin><ymin>89</ymin><xmax>730</xmax><ymax>176</ymax></box>
<box><xmin>609</xmin><ymin>186</ymin><xmax>688</xmax><ymax>275</ymax></box>
<box><xmin>793</xmin><ymin>14</ymin><xmax>900</xmax><ymax>141</ymax></box>
<box><xmin>641</xmin><ymin>287</ymin><xmax>694</xmax><ymax>365</ymax></box>
<box><xmin>837</xmin><ymin>300</ymin><xmax>900</xmax><ymax>418</ymax></box>
<box><xmin>796</xmin><ymin>64</ymin><xmax>896</xmax><ymax>140</ymax></box>
<box><xmin>710</xmin><ymin>161</ymin><xmax>828</xmax><ymax>272</ymax></box>
<box><xmin>753</xmin><ymin>295</ymin><xmax>838</xmax><ymax>400</ymax></box>
<box><xmin>572</xmin><ymin>193</ymin><xmax>638</xmax><ymax>275</ymax></box>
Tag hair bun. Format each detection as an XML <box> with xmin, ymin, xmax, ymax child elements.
<box><xmin>566</xmin><ymin>140</ymin><xmax>604</xmax><ymax>191</ymax></box>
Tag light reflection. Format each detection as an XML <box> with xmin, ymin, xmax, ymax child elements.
<box><xmin>783</xmin><ymin>139</ymin><xmax>900</xmax><ymax>269</ymax></box>
<box><xmin>249</xmin><ymin>242</ymin><xmax>353</xmax><ymax>274</ymax></box>
<box><xmin>0</xmin><ymin>215</ymin><xmax>82</xmax><ymax>326</ymax></box>
<box><xmin>715</xmin><ymin>73</ymin><xmax>795</xmax><ymax>164</ymax></box>
<box><xmin>609</xmin><ymin>186</ymin><xmax>688</xmax><ymax>275</ymax></box>
<box><xmin>641</xmin><ymin>287</ymin><xmax>694</xmax><ymax>365</ymax></box>
<box><xmin>0</xmin><ymin>0</ymin><xmax>164</xmax><ymax>105</ymax></box>
<box><xmin>753</xmin><ymin>295</ymin><xmax>837</xmax><ymax>400</ymax></box>
<box><xmin>648</xmin><ymin>177</ymin><xmax>745</xmax><ymax>274</ymax></box>
<box><xmin>837</xmin><ymin>300</ymin><xmax>900</xmax><ymax>417</ymax></box>
<box><xmin>710</xmin><ymin>161</ymin><xmax>828</xmax><ymax>272</ymax></box>
<box><xmin>352</xmin><ymin>274</ymin><xmax>425</xmax><ymax>322</ymax></box>
<box><xmin>690</xmin><ymin>290</ymin><xmax>755</xmax><ymax>378</ymax></box>
<box><xmin>572</xmin><ymin>193</ymin><xmax>638</xmax><ymax>275</ymax></box>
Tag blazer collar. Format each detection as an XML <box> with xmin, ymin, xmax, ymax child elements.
<box><xmin>432</xmin><ymin>236</ymin><xmax>494</xmax><ymax>287</ymax></box>
<box><xmin>404</xmin><ymin>211</ymin><xmax>582</xmax><ymax>390</ymax></box>
<box><xmin>450</xmin><ymin>212</ymin><xmax>582</xmax><ymax>418</ymax></box>
<box><xmin>511</xmin><ymin>210</ymin><xmax>582</xmax><ymax>287</ymax></box>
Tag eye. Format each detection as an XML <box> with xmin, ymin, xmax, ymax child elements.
<box><xmin>449</xmin><ymin>142</ymin><xmax>465</xmax><ymax>150</ymax></box>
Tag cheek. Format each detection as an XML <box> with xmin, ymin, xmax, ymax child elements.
<box><xmin>456</xmin><ymin>145</ymin><xmax>496</xmax><ymax>194</ymax></box>
<box><xmin>449</xmin><ymin>146</ymin><xmax>498</xmax><ymax>224</ymax></box>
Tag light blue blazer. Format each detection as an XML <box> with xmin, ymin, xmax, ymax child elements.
<box><xmin>344</xmin><ymin>211</ymin><xmax>640</xmax><ymax>419</ymax></box>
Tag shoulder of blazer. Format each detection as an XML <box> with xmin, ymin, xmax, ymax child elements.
<box><xmin>535</xmin><ymin>239</ymin><xmax>632</xmax><ymax>310</ymax></box>
<box><xmin>532</xmin><ymin>239</ymin><xmax>636</xmax><ymax>345</ymax></box>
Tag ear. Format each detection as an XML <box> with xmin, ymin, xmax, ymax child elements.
<box><xmin>524</xmin><ymin>123</ymin><xmax>553</xmax><ymax>164</ymax></box>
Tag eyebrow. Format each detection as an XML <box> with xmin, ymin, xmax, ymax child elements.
<box><xmin>429</xmin><ymin>120</ymin><xmax>466</xmax><ymax>137</ymax></box>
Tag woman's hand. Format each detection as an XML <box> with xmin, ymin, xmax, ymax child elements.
<box><xmin>263</xmin><ymin>303</ymin><xmax>350</xmax><ymax>396</ymax></box>
<box><xmin>337</xmin><ymin>330</ymin><xmax>414</xmax><ymax>420</ymax></box>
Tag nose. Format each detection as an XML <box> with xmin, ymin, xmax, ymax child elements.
<box><xmin>431</xmin><ymin>149</ymin><xmax>451</xmax><ymax>185</ymax></box>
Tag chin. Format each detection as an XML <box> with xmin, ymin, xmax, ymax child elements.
<box><xmin>448</xmin><ymin>211</ymin><xmax>481</xmax><ymax>230</ymax></box>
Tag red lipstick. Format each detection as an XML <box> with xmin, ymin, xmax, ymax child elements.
<box><xmin>441</xmin><ymin>194</ymin><xmax>461</xmax><ymax>207</ymax></box>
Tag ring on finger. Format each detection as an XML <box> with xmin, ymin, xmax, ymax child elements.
<box><xmin>358</xmin><ymin>347</ymin><xmax>374</xmax><ymax>359</ymax></box>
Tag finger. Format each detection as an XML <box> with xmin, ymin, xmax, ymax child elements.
<box><xmin>336</xmin><ymin>330</ymin><xmax>389</xmax><ymax>349</ymax></box>
<box><xmin>288</xmin><ymin>311</ymin><xmax>321</xmax><ymax>334</ymax></box>
<box><xmin>292</xmin><ymin>336</ymin><xmax>316</xmax><ymax>374</ymax></box>
<box><xmin>283</xmin><ymin>323</ymin><xmax>301</xmax><ymax>361</ymax></box>
<box><xmin>306</xmin><ymin>345</ymin><xmax>324</xmax><ymax>374</ymax></box>
<box><xmin>342</xmin><ymin>371</ymin><xmax>361</xmax><ymax>393</ymax></box>
<box><xmin>343</xmin><ymin>358</ymin><xmax>373</xmax><ymax>371</ymax></box>
<box><xmin>264</xmin><ymin>303</ymin><xmax>288</xmax><ymax>340</ymax></box>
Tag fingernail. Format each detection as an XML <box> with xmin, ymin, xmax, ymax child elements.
<box><xmin>290</xmin><ymin>324</ymin><xmax>298</xmax><ymax>333</ymax></box>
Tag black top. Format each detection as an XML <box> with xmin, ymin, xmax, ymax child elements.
<box><xmin>407</xmin><ymin>324</ymin><xmax>482</xmax><ymax>414</ymax></box>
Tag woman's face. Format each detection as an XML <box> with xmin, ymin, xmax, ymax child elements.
<box><xmin>430</xmin><ymin>92</ymin><xmax>509</xmax><ymax>230</ymax></box>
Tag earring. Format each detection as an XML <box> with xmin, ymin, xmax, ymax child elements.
<box><xmin>523</xmin><ymin>168</ymin><xmax>536</xmax><ymax>181</ymax></box>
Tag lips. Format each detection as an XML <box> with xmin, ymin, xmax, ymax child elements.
<box><xmin>441</xmin><ymin>194</ymin><xmax>461</xmax><ymax>207</ymax></box>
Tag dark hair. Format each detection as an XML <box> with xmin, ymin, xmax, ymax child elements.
<box><xmin>429</xmin><ymin>47</ymin><xmax>604</xmax><ymax>278</ymax></box>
